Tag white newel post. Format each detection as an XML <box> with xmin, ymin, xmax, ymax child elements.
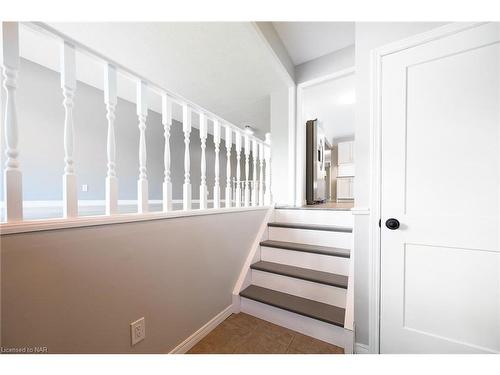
<box><xmin>244</xmin><ymin>134</ymin><xmax>250</xmax><ymax>207</ymax></box>
<box><xmin>182</xmin><ymin>104</ymin><xmax>192</xmax><ymax>210</ymax></box>
<box><xmin>235</xmin><ymin>131</ymin><xmax>242</xmax><ymax>207</ymax></box>
<box><xmin>136</xmin><ymin>80</ymin><xmax>148</xmax><ymax>213</ymax></box>
<box><xmin>1</xmin><ymin>22</ymin><xmax>22</xmax><ymax>222</ymax></box>
<box><xmin>264</xmin><ymin>133</ymin><xmax>272</xmax><ymax>205</ymax></box>
<box><xmin>213</xmin><ymin>119</ymin><xmax>221</xmax><ymax>209</ymax></box>
<box><xmin>104</xmin><ymin>64</ymin><xmax>118</xmax><ymax>215</ymax></box>
<box><xmin>258</xmin><ymin>142</ymin><xmax>264</xmax><ymax>206</ymax></box>
<box><xmin>199</xmin><ymin>113</ymin><xmax>208</xmax><ymax>210</ymax></box>
<box><xmin>60</xmin><ymin>41</ymin><xmax>78</xmax><ymax>218</ymax></box>
<box><xmin>224</xmin><ymin>125</ymin><xmax>232</xmax><ymax>208</ymax></box>
<box><xmin>161</xmin><ymin>94</ymin><xmax>173</xmax><ymax>212</ymax></box>
<box><xmin>251</xmin><ymin>139</ymin><xmax>258</xmax><ymax>206</ymax></box>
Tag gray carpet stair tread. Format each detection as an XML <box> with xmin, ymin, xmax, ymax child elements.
<box><xmin>250</xmin><ymin>261</ymin><xmax>348</xmax><ymax>288</ymax></box>
<box><xmin>240</xmin><ymin>285</ymin><xmax>345</xmax><ymax>327</ymax></box>
<box><xmin>268</xmin><ymin>222</ymin><xmax>352</xmax><ymax>233</ymax></box>
<box><xmin>259</xmin><ymin>240</ymin><xmax>350</xmax><ymax>258</ymax></box>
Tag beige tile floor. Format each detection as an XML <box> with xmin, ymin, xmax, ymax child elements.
<box><xmin>187</xmin><ymin>313</ymin><xmax>344</xmax><ymax>354</ymax></box>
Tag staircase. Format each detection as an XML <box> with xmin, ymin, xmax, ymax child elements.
<box><xmin>234</xmin><ymin>207</ymin><xmax>354</xmax><ymax>353</ymax></box>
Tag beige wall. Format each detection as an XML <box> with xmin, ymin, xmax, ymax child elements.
<box><xmin>1</xmin><ymin>209</ymin><xmax>267</xmax><ymax>353</ymax></box>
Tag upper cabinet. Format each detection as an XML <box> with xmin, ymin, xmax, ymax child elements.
<box><xmin>338</xmin><ymin>141</ymin><xmax>354</xmax><ymax>164</ymax></box>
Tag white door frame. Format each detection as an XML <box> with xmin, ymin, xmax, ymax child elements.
<box><xmin>295</xmin><ymin>67</ymin><xmax>356</xmax><ymax>207</ymax></box>
<box><xmin>368</xmin><ymin>21</ymin><xmax>488</xmax><ymax>354</ymax></box>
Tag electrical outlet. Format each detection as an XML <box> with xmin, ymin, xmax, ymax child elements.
<box><xmin>130</xmin><ymin>317</ymin><xmax>146</xmax><ymax>346</ymax></box>
<box><xmin>81</xmin><ymin>184</ymin><xmax>88</xmax><ymax>192</ymax></box>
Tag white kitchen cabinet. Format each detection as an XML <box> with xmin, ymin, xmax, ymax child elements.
<box><xmin>336</xmin><ymin>141</ymin><xmax>355</xmax><ymax>200</ymax></box>
<box><xmin>337</xmin><ymin>177</ymin><xmax>354</xmax><ymax>200</ymax></box>
<box><xmin>338</xmin><ymin>141</ymin><xmax>354</xmax><ymax>164</ymax></box>
<box><xmin>337</xmin><ymin>163</ymin><xmax>355</xmax><ymax>177</ymax></box>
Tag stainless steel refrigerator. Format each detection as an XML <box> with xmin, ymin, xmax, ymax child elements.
<box><xmin>306</xmin><ymin>119</ymin><xmax>326</xmax><ymax>205</ymax></box>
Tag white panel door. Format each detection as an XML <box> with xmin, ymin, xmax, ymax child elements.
<box><xmin>380</xmin><ymin>23</ymin><xmax>500</xmax><ymax>353</ymax></box>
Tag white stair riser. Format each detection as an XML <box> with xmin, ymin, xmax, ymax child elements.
<box><xmin>251</xmin><ymin>269</ymin><xmax>347</xmax><ymax>307</ymax></box>
<box><xmin>260</xmin><ymin>246</ymin><xmax>350</xmax><ymax>275</ymax></box>
<box><xmin>274</xmin><ymin>209</ymin><xmax>353</xmax><ymax>227</ymax></box>
<box><xmin>241</xmin><ymin>297</ymin><xmax>351</xmax><ymax>350</ymax></box>
<box><xmin>268</xmin><ymin>227</ymin><xmax>352</xmax><ymax>248</ymax></box>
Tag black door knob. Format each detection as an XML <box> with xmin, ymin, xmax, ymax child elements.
<box><xmin>385</xmin><ymin>218</ymin><xmax>400</xmax><ymax>230</ymax></box>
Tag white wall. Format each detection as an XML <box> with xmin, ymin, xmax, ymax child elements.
<box><xmin>295</xmin><ymin>45</ymin><xmax>355</xmax><ymax>84</ymax></box>
<box><xmin>253</xmin><ymin>22</ymin><xmax>295</xmax><ymax>83</ymax></box>
<box><xmin>270</xmin><ymin>87</ymin><xmax>295</xmax><ymax>206</ymax></box>
<box><xmin>253</xmin><ymin>22</ymin><xmax>296</xmax><ymax>207</ymax></box>
<box><xmin>302</xmin><ymin>73</ymin><xmax>355</xmax><ymax>144</ymax></box>
<box><xmin>0</xmin><ymin>209</ymin><xmax>267</xmax><ymax>353</ymax></box>
<box><xmin>353</xmin><ymin>22</ymin><xmax>447</xmax><ymax>347</ymax></box>
<box><xmin>44</xmin><ymin>22</ymin><xmax>283</xmax><ymax>136</ymax></box>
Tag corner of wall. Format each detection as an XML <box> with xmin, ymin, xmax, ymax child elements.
<box><xmin>251</xmin><ymin>22</ymin><xmax>295</xmax><ymax>85</ymax></box>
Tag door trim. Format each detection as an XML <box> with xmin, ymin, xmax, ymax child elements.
<box><xmin>368</xmin><ymin>22</ymin><xmax>487</xmax><ymax>354</ymax></box>
<box><xmin>295</xmin><ymin>67</ymin><xmax>356</xmax><ymax>206</ymax></box>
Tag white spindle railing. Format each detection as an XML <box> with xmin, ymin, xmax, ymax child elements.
<box><xmin>104</xmin><ymin>63</ymin><xmax>118</xmax><ymax>215</ymax></box>
<box><xmin>213</xmin><ymin>119</ymin><xmax>221</xmax><ymax>209</ymax></box>
<box><xmin>1</xmin><ymin>22</ymin><xmax>22</xmax><ymax>222</ymax></box>
<box><xmin>182</xmin><ymin>104</ymin><xmax>192</xmax><ymax>210</ymax></box>
<box><xmin>258</xmin><ymin>142</ymin><xmax>264</xmax><ymax>206</ymax></box>
<box><xmin>235</xmin><ymin>131</ymin><xmax>242</xmax><ymax>208</ymax></box>
<box><xmin>251</xmin><ymin>139</ymin><xmax>258</xmax><ymax>207</ymax></box>
<box><xmin>199</xmin><ymin>113</ymin><xmax>208</xmax><ymax>210</ymax></box>
<box><xmin>60</xmin><ymin>41</ymin><xmax>78</xmax><ymax>218</ymax></box>
<box><xmin>136</xmin><ymin>80</ymin><xmax>149</xmax><ymax>213</ymax></box>
<box><xmin>264</xmin><ymin>133</ymin><xmax>272</xmax><ymax>205</ymax></box>
<box><xmin>0</xmin><ymin>21</ymin><xmax>274</xmax><ymax>226</ymax></box>
<box><xmin>162</xmin><ymin>94</ymin><xmax>173</xmax><ymax>212</ymax></box>
<box><xmin>244</xmin><ymin>134</ymin><xmax>250</xmax><ymax>207</ymax></box>
<box><xmin>224</xmin><ymin>125</ymin><xmax>232</xmax><ymax>208</ymax></box>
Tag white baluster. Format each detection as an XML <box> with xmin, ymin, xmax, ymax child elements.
<box><xmin>259</xmin><ymin>142</ymin><xmax>264</xmax><ymax>206</ymax></box>
<box><xmin>104</xmin><ymin>64</ymin><xmax>117</xmax><ymax>215</ymax></box>
<box><xmin>232</xmin><ymin>177</ymin><xmax>236</xmax><ymax>203</ymax></box>
<box><xmin>213</xmin><ymin>119</ymin><xmax>221</xmax><ymax>209</ymax></box>
<box><xmin>1</xmin><ymin>22</ymin><xmax>22</xmax><ymax>222</ymax></box>
<box><xmin>235</xmin><ymin>131</ymin><xmax>242</xmax><ymax>208</ymax></box>
<box><xmin>224</xmin><ymin>125</ymin><xmax>232</xmax><ymax>208</ymax></box>
<box><xmin>264</xmin><ymin>133</ymin><xmax>272</xmax><ymax>205</ymax></box>
<box><xmin>136</xmin><ymin>80</ymin><xmax>148</xmax><ymax>213</ymax></box>
<box><xmin>251</xmin><ymin>139</ymin><xmax>258</xmax><ymax>207</ymax></box>
<box><xmin>199</xmin><ymin>113</ymin><xmax>208</xmax><ymax>210</ymax></box>
<box><xmin>60</xmin><ymin>41</ymin><xmax>78</xmax><ymax>218</ymax></box>
<box><xmin>244</xmin><ymin>134</ymin><xmax>250</xmax><ymax>207</ymax></box>
<box><xmin>182</xmin><ymin>104</ymin><xmax>192</xmax><ymax>210</ymax></box>
<box><xmin>161</xmin><ymin>94</ymin><xmax>173</xmax><ymax>212</ymax></box>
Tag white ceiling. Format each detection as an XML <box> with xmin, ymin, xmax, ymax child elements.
<box><xmin>303</xmin><ymin>73</ymin><xmax>355</xmax><ymax>143</ymax></box>
<box><xmin>19</xmin><ymin>22</ymin><xmax>289</xmax><ymax>138</ymax></box>
<box><xmin>272</xmin><ymin>22</ymin><xmax>355</xmax><ymax>66</ymax></box>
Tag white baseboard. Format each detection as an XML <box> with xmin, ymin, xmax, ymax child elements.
<box><xmin>169</xmin><ymin>305</ymin><xmax>233</xmax><ymax>354</ymax></box>
<box><xmin>355</xmin><ymin>342</ymin><xmax>370</xmax><ymax>354</ymax></box>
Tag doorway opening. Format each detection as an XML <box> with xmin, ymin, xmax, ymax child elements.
<box><xmin>299</xmin><ymin>69</ymin><xmax>355</xmax><ymax>209</ymax></box>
